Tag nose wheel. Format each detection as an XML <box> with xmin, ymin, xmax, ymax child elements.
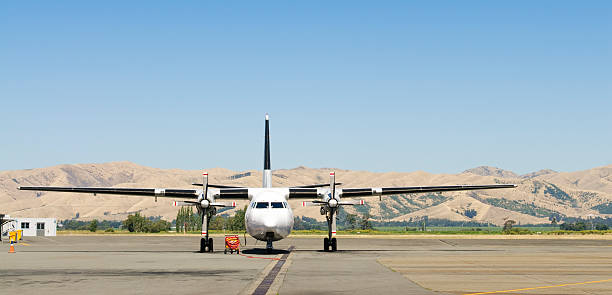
<box><xmin>266</xmin><ymin>232</ymin><xmax>274</xmax><ymax>253</ymax></box>
<box><xmin>200</xmin><ymin>237</ymin><xmax>214</xmax><ymax>253</ymax></box>
<box><xmin>323</xmin><ymin>237</ymin><xmax>337</xmax><ymax>252</ymax></box>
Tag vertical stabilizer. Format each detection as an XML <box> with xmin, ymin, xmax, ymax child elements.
<box><xmin>263</xmin><ymin>114</ymin><xmax>272</xmax><ymax>188</ymax></box>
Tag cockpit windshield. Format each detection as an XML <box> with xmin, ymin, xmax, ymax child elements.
<box><xmin>270</xmin><ymin>202</ymin><xmax>284</xmax><ymax>208</ymax></box>
<box><xmin>253</xmin><ymin>202</ymin><xmax>286</xmax><ymax>209</ymax></box>
<box><xmin>255</xmin><ymin>202</ymin><xmax>269</xmax><ymax>209</ymax></box>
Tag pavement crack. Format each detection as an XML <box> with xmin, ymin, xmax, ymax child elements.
<box><xmin>438</xmin><ymin>239</ymin><xmax>456</xmax><ymax>247</ymax></box>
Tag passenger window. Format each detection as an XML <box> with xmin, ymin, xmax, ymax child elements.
<box><xmin>255</xmin><ymin>202</ymin><xmax>269</xmax><ymax>209</ymax></box>
<box><xmin>271</xmin><ymin>202</ymin><xmax>284</xmax><ymax>209</ymax></box>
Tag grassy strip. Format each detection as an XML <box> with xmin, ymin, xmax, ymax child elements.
<box><xmin>58</xmin><ymin>229</ymin><xmax>612</xmax><ymax>236</ymax></box>
<box><xmin>546</xmin><ymin>230</ymin><xmax>612</xmax><ymax>235</ymax></box>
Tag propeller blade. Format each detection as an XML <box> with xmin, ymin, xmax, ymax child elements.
<box><xmin>301</xmin><ymin>201</ymin><xmax>322</xmax><ymax>207</ymax></box>
<box><xmin>338</xmin><ymin>199</ymin><xmax>365</xmax><ymax>206</ymax></box>
<box><xmin>331</xmin><ymin>208</ymin><xmax>337</xmax><ymax>237</ymax></box>
<box><xmin>202</xmin><ymin>172</ymin><xmax>209</xmax><ymax>199</ymax></box>
<box><xmin>173</xmin><ymin>201</ymin><xmax>199</xmax><ymax>206</ymax></box>
<box><xmin>209</xmin><ymin>201</ymin><xmax>237</xmax><ymax>207</ymax></box>
<box><xmin>330</xmin><ymin>172</ymin><xmax>335</xmax><ymax>200</ymax></box>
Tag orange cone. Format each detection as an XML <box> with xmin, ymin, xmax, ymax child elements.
<box><xmin>8</xmin><ymin>242</ymin><xmax>15</xmax><ymax>253</ymax></box>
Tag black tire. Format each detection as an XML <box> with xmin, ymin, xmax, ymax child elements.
<box><xmin>331</xmin><ymin>238</ymin><xmax>337</xmax><ymax>252</ymax></box>
<box><xmin>324</xmin><ymin>237</ymin><xmax>330</xmax><ymax>252</ymax></box>
<box><xmin>200</xmin><ymin>238</ymin><xmax>207</xmax><ymax>253</ymax></box>
<box><xmin>224</xmin><ymin>248</ymin><xmax>227</xmax><ymax>254</ymax></box>
<box><xmin>208</xmin><ymin>238</ymin><xmax>214</xmax><ymax>252</ymax></box>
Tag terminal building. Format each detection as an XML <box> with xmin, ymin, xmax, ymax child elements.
<box><xmin>1</xmin><ymin>215</ymin><xmax>57</xmax><ymax>237</ymax></box>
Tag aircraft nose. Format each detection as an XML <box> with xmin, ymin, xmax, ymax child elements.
<box><xmin>264</xmin><ymin>218</ymin><xmax>277</xmax><ymax>230</ymax></box>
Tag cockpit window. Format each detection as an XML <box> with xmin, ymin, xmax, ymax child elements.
<box><xmin>270</xmin><ymin>202</ymin><xmax>284</xmax><ymax>209</ymax></box>
<box><xmin>255</xmin><ymin>202</ymin><xmax>269</xmax><ymax>209</ymax></box>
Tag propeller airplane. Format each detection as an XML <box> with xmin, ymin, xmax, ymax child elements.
<box><xmin>19</xmin><ymin>114</ymin><xmax>516</xmax><ymax>252</ymax></box>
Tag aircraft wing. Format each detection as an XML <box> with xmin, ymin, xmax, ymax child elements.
<box><xmin>18</xmin><ymin>186</ymin><xmax>252</xmax><ymax>199</ymax></box>
<box><xmin>18</xmin><ymin>186</ymin><xmax>199</xmax><ymax>198</ymax></box>
<box><xmin>341</xmin><ymin>184</ymin><xmax>517</xmax><ymax>198</ymax></box>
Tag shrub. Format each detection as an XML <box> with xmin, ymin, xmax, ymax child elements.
<box><xmin>89</xmin><ymin>219</ymin><xmax>98</xmax><ymax>232</ymax></box>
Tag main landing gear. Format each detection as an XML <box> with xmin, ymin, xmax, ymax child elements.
<box><xmin>323</xmin><ymin>237</ymin><xmax>337</xmax><ymax>252</ymax></box>
<box><xmin>323</xmin><ymin>206</ymin><xmax>338</xmax><ymax>252</ymax></box>
<box><xmin>199</xmin><ymin>206</ymin><xmax>215</xmax><ymax>253</ymax></box>
<box><xmin>200</xmin><ymin>237</ymin><xmax>213</xmax><ymax>253</ymax></box>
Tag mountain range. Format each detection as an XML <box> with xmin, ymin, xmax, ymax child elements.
<box><xmin>1</xmin><ymin>162</ymin><xmax>611</xmax><ymax>225</ymax></box>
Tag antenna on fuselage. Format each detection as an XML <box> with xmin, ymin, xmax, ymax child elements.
<box><xmin>263</xmin><ymin>113</ymin><xmax>272</xmax><ymax>188</ymax></box>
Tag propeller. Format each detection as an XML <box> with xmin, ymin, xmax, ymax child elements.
<box><xmin>173</xmin><ymin>171</ymin><xmax>236</xmax><ymax>253</ymax></box>
<box><xmin>301</xmin><ymin>171</ymin><xmax>365</xmax><ymax>251</ymax></box>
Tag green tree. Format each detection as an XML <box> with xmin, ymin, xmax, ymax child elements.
<box><xmin>150</xmin><ymin>219</ymin><xmax>171</xmax><ymax>233</ymax></box>
<box><xmin>464</xmin><ymin>209</ymin><xmax>477</xmax><ymax>219</ymax></box>
<box><xmin>89</xmin><ymin>219</ymin><xmax>98</xmax><ymax>232</ymax></box>
<box><xmin>345</xmin><ymin>213</ymin><xmax>357</xmax><ymax>230</ymax></box>
<box><xmin>230</xmin><ymin>206</ymin><xmax>247</xmax><ymax>231</ymax></box>
<box><xmin>502</xmin><ymin>220</ymin><xmax>516</xmax><ymax>233</ymax></box>
<box><xmin>123</xmin><ymin>212</ymin><xmax>146</xmax><ymax>232</ymax></box>
<box><xmin>209</xmin><ymin>215</ymin><xmax>226</xmax><ymax>230</ymax></box>
<box><xmin>123</xmin><ymin>212</ymin><xmax>170</xmax><ymax>233</ymax></box>
<box><xmin>175</xmin><ymin>207</ymin><xmax>199</xmax><ymax>232</ymax></box>
<box><xmin>359</xmin><ymin>213</ymin><xmax>373</xmax><ymax>230</ymax></box>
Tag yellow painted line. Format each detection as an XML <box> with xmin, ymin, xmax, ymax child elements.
<box><xmin>463</xmin><ymin>278</ymin><xmax>612</xmax><ymax>295</ymax></box>
<box><xmin>19</xmin><ymin>243</ymin><xmax>31</xmax><ymax>246</ymax></box>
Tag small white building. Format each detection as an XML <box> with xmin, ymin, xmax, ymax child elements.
<box><xmin>10</xmin><ymin>218</ymin><xmax>57</xmax><ymax>237</ymax></box>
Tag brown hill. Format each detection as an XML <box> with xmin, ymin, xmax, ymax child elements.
<box><xmin>1</xmin><ymin>162</ymin><xmax>611</xmax><ymax>225</ymax></box>
<box><xmin>463</xmin><ymin>166</ymin><xmax>519</xmax><ymax>178</ymax></box>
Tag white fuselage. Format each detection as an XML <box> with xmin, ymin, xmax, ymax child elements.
<box><xmin>244</xmin><ymin>188</ymin><xmax>294</xmax><ymax>241</ymax></box>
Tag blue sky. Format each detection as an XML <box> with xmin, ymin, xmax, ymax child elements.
<box><xmin>1</xmin><ymin>1</ymin><xmax>610</xmax><ymax>174</ymax></box>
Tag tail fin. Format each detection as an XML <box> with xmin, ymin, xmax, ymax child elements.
<box><xmin>263</xmin><ymin>114</ymin><xmax>272</xmax><ymax>188</ymax></box>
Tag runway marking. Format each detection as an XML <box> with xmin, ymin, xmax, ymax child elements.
<box><xmin>463</xmin><ymin>278</ymin><xmax>612</xmax><ymax>295</ymax></box>
<box><xmin>239</xmin><ymin>253</ymin><xmax>281</xmax><ymax>261</ymax></box>
<box><xmin>251</xmin><ymin>246</ymin><xmax>294</xmax><ymax>295</ymax></box>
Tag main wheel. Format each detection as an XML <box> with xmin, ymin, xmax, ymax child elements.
<box><xmin>323</xmin><ymin>237</ymin><xmax>330</xmax><ymax>252</ymax></box>
<box><xmin>331</xmin><ymin>238</ymin><xmax>337</xmax><ymax>252</ymax></box>
<box><xmin>200</xmin><ymin>238</ymin><xmax>207</xmax><ymax>253</ymax></box>
<box><xmin>208</xmin><ymin>238</ymin><xmax>214</xmax><ymax>252</ymax></box>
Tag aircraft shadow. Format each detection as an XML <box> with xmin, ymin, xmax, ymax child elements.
<box><xmin>240</xmin><ymin>248</ymin><xmax>291</xmax><ymax>255</ymax></box>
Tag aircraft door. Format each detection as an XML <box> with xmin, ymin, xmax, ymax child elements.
<box><xmin>36</xmin><ymin>222</ymin><xmax>45</xmax><ymax>236</ymax></box>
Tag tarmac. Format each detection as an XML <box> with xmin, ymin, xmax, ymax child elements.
<box><xmin>1</xmin><ymin>235</ymin><xmax>611</xmax><ymax>295</ymax></box>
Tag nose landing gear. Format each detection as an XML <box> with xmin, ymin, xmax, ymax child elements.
<box><xmin>266</xmin><ymin>232</ymin><xmax>274</xmax><ymax>253</ymax></box>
